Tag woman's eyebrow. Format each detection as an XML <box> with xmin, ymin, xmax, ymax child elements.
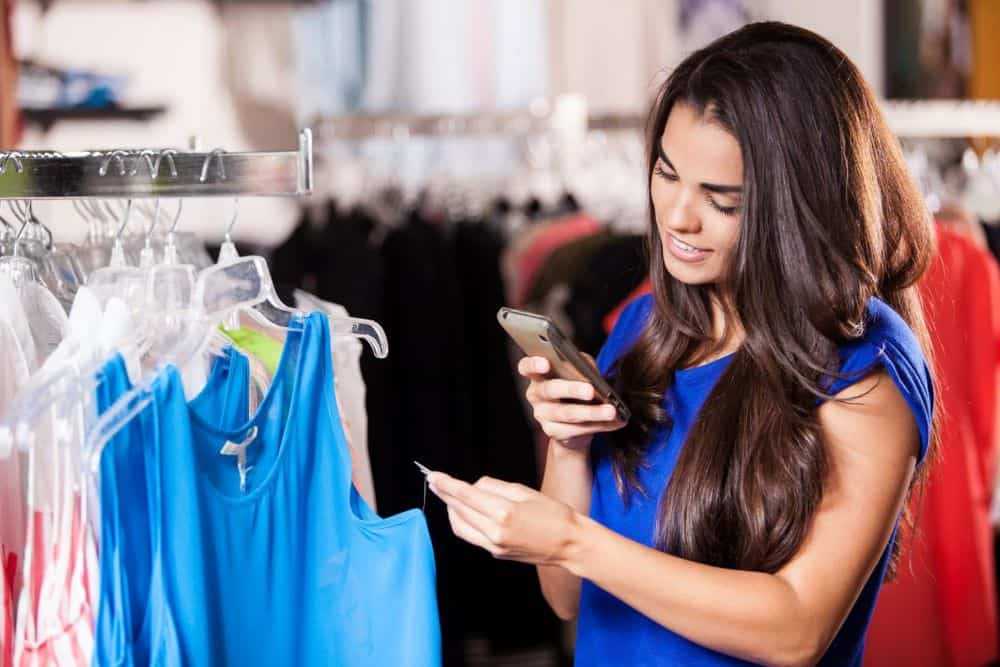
<box><xmin>658</xmin><ymin>143</ymin><xmax>743</xmax><ymax>195</ymax></box>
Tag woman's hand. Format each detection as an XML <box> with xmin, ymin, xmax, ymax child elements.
<box><xmin>428</xmin><ymin>472</ymin><xmax>579</xmax><ymax>566</ymax></box>
<box><xmin>518</xmin><ymin>356</ymin><xmax>626</xmax><ymax>451</ymax></box>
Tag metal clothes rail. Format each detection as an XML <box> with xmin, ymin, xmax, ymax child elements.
<box><xmin>0</xmin><ymin>129</ymin><xmax>313</xmax><ymax>199</ymax></box>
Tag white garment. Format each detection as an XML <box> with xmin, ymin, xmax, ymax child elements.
<box><xmin>293</xmin><ymin>290</ymin><xmax>375</xmax><ymax>511</ymax></box>
<box><xmin>0</xmin><ymin>275</ymin><xmax>70</xmax><ymax>637</ymax></box>
<box><xmin>0</xmin><ymin>317</ymin><xmax>31</xmax><ymax>609</ymax></box>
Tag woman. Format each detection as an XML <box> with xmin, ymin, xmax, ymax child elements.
<box><xmin>428</xmin><ymin>21</ymin><xmax>935</xmax><ymax>666</ymax></box>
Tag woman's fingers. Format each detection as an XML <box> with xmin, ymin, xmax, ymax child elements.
<box><xmin>528</xmin><ymin>379</ymin><xmax>596</xmax><ymax>402</ymax></box>
<box><xmin>533</xmin><ymin>401</ymin><xmax>617</xmax><ymax>424</ymax></box>
<box><xmin>540</xmin><ymin>420</ymin><xmax>626</xmax><ymax>442</ymax></box>
<box><xmin>474</xmin><ymin>476</ymin><xmax>534</xmax><ymax>502</ymax></box>
<box><xmin>518</xmin><ymin>356</ymin><xmax>550</xmax><ymax>379</ymax></box>
<box><xmin>445</xmin><ymin>506</ymin><xmax>502</xmax><ymax>556</ymax></box>
<box><xmin>429</xmin><ymin>472</ymin><xmax>512</xmax><ymax>521</ymax></box>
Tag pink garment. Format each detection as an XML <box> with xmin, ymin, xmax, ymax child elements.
<box><xmin>13</xmin><ymin>492</ymin><xmax>95</xmax><ymax>666</ymax></box>
<box><xmin>510</xmin><ymin>215</ymin><xmax>602</xmax><ymax>306</ymax></box>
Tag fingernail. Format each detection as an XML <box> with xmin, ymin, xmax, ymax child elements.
<box><xmin>604</xmin><ymin>405</ymin><xmax>617</xmax><ymax>419</ymax></box>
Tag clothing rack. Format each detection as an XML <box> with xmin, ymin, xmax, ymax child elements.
<box><xmin>312</xmin><ymin>96</ymin><xmax>591</xmax><ymax>143</ymax></box>
<box><xmin>313</xmin><ymin>110</ymin><xmax>563</xmax><ymax>140</ymax></box>
<box><xmin>0</xmin><ymin>128</ymin><xmax>313</xmax><ymax>199</ymax></box>
<box><xmin>314</xmin><ymin>100</ymin><xmax>1000</xmax><ymax>140</ymax></box>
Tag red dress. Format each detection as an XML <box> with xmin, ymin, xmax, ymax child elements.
<box><xmin>866</xmin><ymin>225</ymin><xmax>1000</xmax><ymax>667</ymax></box>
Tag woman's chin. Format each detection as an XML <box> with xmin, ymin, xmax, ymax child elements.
<box><xmin>664</xmin><ymin>257</ymin><xmax>719</xmax><ymax>285</ymax></box>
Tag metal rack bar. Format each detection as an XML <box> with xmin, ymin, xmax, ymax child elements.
<box><xmin>0</xmin><ymin>129</ymin><xmax>313</xmax><ymax>199</ymax></box>
<box><xmin>312</xmin><ymin>110</ymin><xmax>557</xmax><ymax>140</ymax></box>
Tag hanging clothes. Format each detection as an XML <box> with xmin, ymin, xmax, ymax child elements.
<box><xmin>504</xmin><ymin>214</ymin><xmax>602</xmax><ymax>307</ymax></box>
<box><xmin>126</xmin><ymin>313</ymin><xmax>440</xmax><ymax>665</ymax></box>
<box><xmin>93</xmin><ymin>347</ymin><xmax>249</xmax><ymax>667</ymax></box>
<box><xmin>270</xmin><ymin>204</ymin><xmax>392</xmax><ymax>517</ymax></box>
<box><xmin>865</xmin><ymin>224</ymin><xmax>1000</xmax><ymax>667</ymax></box>
<box><xmin>604</xmin><ymin>277</ymin><xmax>653</xmax><ymax>335</ymax></box>
<box><xmin>452</xmin><ymin>219</ymin><xmax>557</xmax><ymax>654</ymax></box>
<box><xmin>293</xmin><ymin>289</ymin><xmax>376</xmax><ymax>511</ymax></box>
<box><xmin>564</xmin><ymin>233</ymin><xmax>648</xmax><ymax>356</ymax></box>
<box><xmin>219</xmin><ymin>326</ymin><xmax>282</xmax><ymax>376</ymax></box>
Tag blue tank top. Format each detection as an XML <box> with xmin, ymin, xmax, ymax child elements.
<box><xmin>94</xmin><ymin>347</ymin><xmax>251</xmax><ymax>666</ymax></box>
<box><xmin>142</xmin><ymin>312</ymin><xmax>441</xmax><ymax>665</ymax></box>
<box><xmin>576</xmin><ymin>295</ymin><xmax>933</xmax><ymax>667</ymax></box>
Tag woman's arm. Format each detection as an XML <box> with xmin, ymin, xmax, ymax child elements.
<box><xmin>513</xmin><ymin>355</ymin><xmax>623</xmax><ymax>620</ymax></box>
<box><xmin>430</xmin><ymin>370</ymin><xmax>919</xmax><ymax>667</ymax></box>
<box><xmin>536</xmin><ymin>440</ymin><xmax>592</xmax><ymax>619</ymax></box>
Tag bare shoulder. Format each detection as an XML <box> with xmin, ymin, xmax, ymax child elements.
<box><xmin>817</xmin><ymin>369</ymin><xmax>920</xmax><ymax>468</ymax></box>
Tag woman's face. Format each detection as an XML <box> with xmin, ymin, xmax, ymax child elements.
<box><xmin>651</xmin><ymin>102</ymin><xmax>743</xmax><ymax>285</ymax></box>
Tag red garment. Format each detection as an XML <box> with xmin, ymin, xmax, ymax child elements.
<box><xmin>866</xmin><ymin>224</ymin><xmax>1000</xmax><ymax>667</ymax></box>
<box><xmin>2</xmin><ymin>551</ymin><xmax>16</xmax><ymax>667</ymax></box>
<box><xmin>510</xmin><ymin>215</ymin><xmax>602</xmax><ymax>306</ymax></box>
<box><xmin>604</xmin><ymin>278</ymin><xmax>652</xmax><ymax>334</ymax></box>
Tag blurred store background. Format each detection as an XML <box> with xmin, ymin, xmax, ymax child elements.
<box><xmin>0</xmin><ymin>1</ymin><xmax>997</xmax><ymax>666</ymax></box>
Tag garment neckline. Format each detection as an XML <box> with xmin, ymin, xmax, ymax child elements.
<box><xmin>675</xmin><ymin>351</ymin><xmax>736</xmax><ymax>383</ymax></box>
<box><xmin>182</xmin><ymin>315</ymin><xmax>308</xmax><ymax>505</ymax></box>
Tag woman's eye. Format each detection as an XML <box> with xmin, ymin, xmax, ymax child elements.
<box><xmin>653</xmin><ymin>165</ymin><xmax>678</xmax><ymax>181</ymax></box>
<box><xmin>708</xmin><ymin>198</ymin><xmax>739</xmax><ymax>216</ymax></box>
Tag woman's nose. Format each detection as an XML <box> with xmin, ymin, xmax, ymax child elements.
<box><xmin>664</xmin><ymin>188</ymin><xmax>701</xmax><ymax>234</ymax></box>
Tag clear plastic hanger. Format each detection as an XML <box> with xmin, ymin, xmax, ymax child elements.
<box><xmin>216</xmin><ymin>197</ymin><xmax>242</xmax><ymax>331</ymax></box>
<box><xmin>84</xmin><ymin>149</ymin><xmax>390</xmax><ymax>468</ymax></box>
<box><xmin>83</xmin><ymin>256</ymin><xmax>389</xmax><ymax>468</ymax></box>
<box><xmin>0</xmin><ymin>206</ymin><xmax>14</xmax><ymax>255</ymax></box>
<box><xmin>196</xmin><ymin>148</ymin><xmax>388</xmax><ymax>355</ymax></box>
<box><xmin>3</xmin><ymin>199</ymin><xmax>191</xmax><ymax>456</ymax></box>
<box><xmin>12</xmin><ymin>199</ymin><xmax>86</xmax><ymax>308</ymax></box>
<box><xmin>87</xmin><ymin>200</ymin><xmax>148</xmax><ymax>316</ymax></box>
<box><xmin>0</xmin><ymin>200</ymin><xmax>42</xmax><ymax>287</ymax></box>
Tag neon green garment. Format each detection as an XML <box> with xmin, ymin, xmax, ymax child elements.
<box><xmin>219</xmin><ymin>326</ymin><xmax>283</xmax><ymax>376</ymax></box>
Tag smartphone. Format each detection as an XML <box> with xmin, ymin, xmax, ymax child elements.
<box><xmin>497</xmin><ymin>307</ymin><xmax>630</xmax><ymax>422</ymax></box>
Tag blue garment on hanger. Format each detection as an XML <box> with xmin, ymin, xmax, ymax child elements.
<box><xmin>143</xmin><ymin>313</ymin><xmax>441</xmax><ymax>665</ymax></box>
<box><xmin>575</xmin><ymin>295</ymin><xmax>934</xmax><ymax>667</ymax></box>
<box><xmin>93</xmin><ymin>348</ymin><xmax>252</xmax><ymax>667</ymax></box>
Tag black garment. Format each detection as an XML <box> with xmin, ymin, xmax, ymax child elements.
<box><xmin>380</xmin><ymin>212</ymin><xmax>470</xmax><ymax>666</ymax></box>
<box><xmin>453</xmin><ymin>220</ymin><xmax>557</xmax><ymax>654</ymax></box>
<box><xmin>268</xmin><ymin>207</ymin><xmax>327</xmax><ymax>304</ymax></box>
<box><xmin>565</xmin><ymin>234</ymin><xmax>648</xmax><ymax>355</ymax></box>
<box><xmin>267</xmin><ymin>203</ymin><xmax>395</xmax><ymax>523</ymax></box>
<box><xmin>984</xmin><ymin>221</ymin><xmax>1000</xmax><ymax>265</ymax></box>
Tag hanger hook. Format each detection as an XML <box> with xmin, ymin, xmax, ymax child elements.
<box><xmin>224</xmin><ymin>197</ymin><xmax>239</xmax><ymax>241</ymax></box>
<box><xmin>140</xmin><ymin>198</ymin><xmax>164</xmax><ymax>245</ymax></box>
<box><xmin>154</xmin><ymin>149</ymin><xmax>179</xmax><ymax>179</ymax></box>
<box><xmin>115</xmin><ymin>200</ymin><xmax>133</xmax><ymax>240</ymax></box>
<box><xmin>168</xmin><ymin>198</ymin><xmax>184</xmax><ymax>234</ymax></box>
<box><xmin>25</xmin><ymin>201</ymin><xmax>53</xmax><ymax>250</ymax></box>
<box><xmin>98</xmin><ymin>151</ymin><xmax>129</xmax><ymax>177</ymax></box>
<box><xmin>0</xmin><ymin>151</ymin><xmax>23</xmax><ymax>175</ymax></box>
<box><xmin>130</xmin><ymin>149</ymin><xmax>157</xmax><ymax>177</ymax></box>
<box><xmin>199</xmin><ymin>148</ymin><xmax>226</xmax><ymax>183</ymax></box>
<box><xmin>8</xmin><ymin>201</ymin><xmax>30</xmax><ymax>256</ymax></box>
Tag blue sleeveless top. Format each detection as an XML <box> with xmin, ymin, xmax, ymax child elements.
<box><xmin>141</xmin><ymin>313</ymin><xmax>440</xmax><ymax>665</ymax></box>
<box><xmin>576</xmin><ymin>295</ymin><xmax>933</xmax><ymax>667</ymax></box>
<box><xmin>94</xmin><ymin>347</ymin><xmax>253</xmax><ymax>666</ymax></box>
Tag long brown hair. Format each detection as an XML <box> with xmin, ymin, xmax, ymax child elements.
<box><xmin>609</xmin><ymin>22</ymin><xmax>937</xmax><ymax>574</ymax></box>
